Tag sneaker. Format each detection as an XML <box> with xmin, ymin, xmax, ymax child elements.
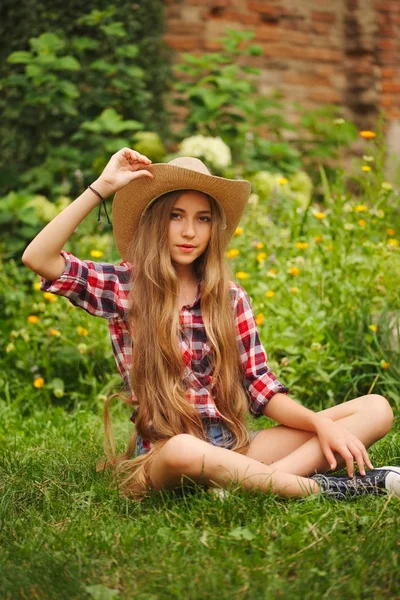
<box><xmin>311</xmin><ymin>466</ymin><xmax>400</xmax><ymax>500</ymax></box>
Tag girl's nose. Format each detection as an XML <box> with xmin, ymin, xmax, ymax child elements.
<box><xmin>182</xmin><ymin>221</ymin><xmax>196</xmax><ymax>236</ymax></box>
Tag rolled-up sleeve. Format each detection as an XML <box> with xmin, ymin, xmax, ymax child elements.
<box><xmin>40</xmin><ymin>250</ymin><xmax>131</xmax><ymax>319</ymax></box>
<box><xmin>234</xmin><ymin>285</ymin><xmax>289</xmax><ymax>418</ymax></box>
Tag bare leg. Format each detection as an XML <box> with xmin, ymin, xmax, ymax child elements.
<box><xmin>245</xmin><ymin>394</ymin><xmax>394</xmax><ymax>476</ymax></box>
<box><xmin>148</xmin><ymin>434</ymin><xmax>320</xmax><ymax>498</ymax></box>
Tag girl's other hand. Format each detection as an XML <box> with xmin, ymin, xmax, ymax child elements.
<box><xmin>94</xmin><ymin>147</ymin><xmax>154</xmax><ymax>196</ymax></box>
<box><xmin>314</xmin><ymin>417</ymin><xmax>374</xmax><ymax>478</ymax></box>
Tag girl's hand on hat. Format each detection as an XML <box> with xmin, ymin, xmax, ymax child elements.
<box><xmin>94</xmin><ymin>148</ymin><xmax>154</xmax><ymax>196</ymax></box>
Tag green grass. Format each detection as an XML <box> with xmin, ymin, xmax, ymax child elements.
<box><xmin>1</xmin><ymin>401</ymin><xmax>399</xmax><ymax>600</ymax></box>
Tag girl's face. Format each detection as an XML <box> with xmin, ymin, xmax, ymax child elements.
<box><xmin>168</xmin><ymin>191</ymin><xmax>212</xmax><ymax>274</ymax></box>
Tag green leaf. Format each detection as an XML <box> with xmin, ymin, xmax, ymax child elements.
<box><xmin>100</xmin><ymin>22</ymin><xmax>126</xmax><ymax>38</ymax></box>
<box><xmin>30</xmin><ymin>33</ymin><xmax>66</xmax><ymax>54</ymax></box>
<box><xmin>89</xmin><ymin>59</ymin><xmax>116</xmax><ymax>74</ymax></box>
<box><xmin>25</xmin><ymin>64</ymin><xmax>43</xmax><ymax>78</ymax></box>
<box><xmin>7</xmin><ymin>51</ymin><xmax>33</xmax><ymax>64</ymax></box>
<box><xmin>228</xmin><ymin>527</ymin><xmax>255</xmax><ymax>541</ymax></box>
<box><xmin>115</xmin><ymin>44</ymin><xmax>139</xmax><ymax>59</ymax></box>
<box><xmin>70</xmin><ymin>36</ymin><xmax>100</xmax><ymax>52</ymax></box>
<box><xmin>85</xmin><ymin>584</ymin><xmax>120</xmax><ymax>600</ymax></box>
<box><xmin>55</xmin><ymin>56</ymin><xmax>81</xmax><ymax>71</ymax></box>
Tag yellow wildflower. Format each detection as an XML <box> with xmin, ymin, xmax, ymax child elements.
<box><xmin>288</xmin><ymin>267</ymin><xmax>300</xmax><ymax>276</ymax></box>
<box><xmin>43</xmin><ymin>292</ymin><xmax>57</xmax><ymax>303</ymax></box>
<box><xmin>359</xmin><ymin>130</ymin><xmax>376</xmax><ymax>139</ymax></box>
<box><xmin>295</xmin><ymin>242</ymin><xmax>309</xmax><ymax>250</ymax></box>
<box><xmin>354</xmin><ymin>205</ymin><xmax>368</xmax><ymax>212</ymax></box>
<box><xmin>326</xmin><ymin>244</ymin><xmax>333</xmax><ymax>251</ymax></box>
<box><xmin>290</xmin><ymin>287</ymin><xmax>298</xmax><ymax>294</ymax></box>
<box><xmin>255</xmin><ymin>313</ymin><xmax>265</xmax><ymax>326</ymax></box>
<box><xmin>265</xmin><ymin>291</ymin><xmax>275</xmax><ymax>298</ymax></box>
<box><xmin>256</xmin><ymin>242</ymin><xmax>264</xmax><ymax>249</ymax></box>
<box><xmin>33</xmin><ymin>282</ymin><xmax>41</xmax><ymax>291</ymax></box>
<box><xmin>361</xmin><ymin>165</ymin><xmax>371</xmax><ymax>172</ymax></box>
<box><xmin>369</xmin><ymin>324</ymin><xmax>377</xmax><ymax>332</ymax></box>
<box><xmin>234</xmin><ymin>227</ymin><xmax>244</xmax><ymax>236</ymax></box>
<box><xmin>380</xmin><ymin>360</ymin><xmax>390</xmax><ymax>370</ymax></box>
<box><xmin>33</xmin><ymin>377</ymin><xmax>45</xmax><ymax>388</ymax></box>
<box><xmin>90</xmin><ymin>250</ymin><xmax>104</xmax><ymax>258</ymax></box>
<box><xmin>48</xmin><ymin>328</ymin><xmax>61</xmax><ymax>337</ymax></box>
<box><xmin>314</xmin><ymin>236</ymin><xmax>323</xmax><ymax>243</ymax></box>
<box><xmin>268</xmin><ymin>268</ymin><xmax>277</xmax><ymax>278</ymax></box>
<box><xmin>257</xmin><ymin>252</ymin><xmax>267</xmax><ymax>262</ymax></box>
<box><xmin>358</xmin><ymin>219</ymin><xmax>367</xmax><ymax>227</ymax></box>
<box><xmin>388</xmin><ymin>238</ymin><xmax>399</xmax><ymax>247</ymax></box>
<box><xmin>27</xmin><ymin>315</ymin><xmax>39</xmax><ymax>324</ymax></box>
<box><xmin>77</xmin><ymin>326</ymin><xmax>89</xmax><ymax>336</ymax></box>
<box><xmin>236</xmin><ymin>272</ymin><xmax>249</xmax><ymax>280</ymax></box>
<box><xmin>313</xmin><ymin>211</ymin><xmax>326</xmax><ymax>220</ymax></box>
<box><xmin>226</xmin><ymin>248</ymin><xmax>240</xmax><ymax>258</ymax></box>
<box><xmin>386</xmin><ymin>228</ymin><xmax>395</xmax><ymax>236</ymax></box>
<box><xmin>277</xmin><ymin>177</ymin><xmax>289</xmax><ymax>185</ymax></box>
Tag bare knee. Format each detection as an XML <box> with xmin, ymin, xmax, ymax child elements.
<box><xmin>162</xmin><ymin>434</ymin><xmax>208</xmax><ymax>476</ymax></box>
<box><xmin>364</xmin><ymin>394</ymin><xmax>394</xmax><ymax>437</ymax></box>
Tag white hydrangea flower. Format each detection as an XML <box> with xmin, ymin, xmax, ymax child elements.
<box><xmin>179</xmin><ymin>135</ymin><xmax>232</xmax><ymax>169</ymax></box>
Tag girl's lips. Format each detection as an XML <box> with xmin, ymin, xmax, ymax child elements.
<box><xmin>177</xmin><ymin>245</ymin><xmax>195</xmax><ymax>252</ymax></box>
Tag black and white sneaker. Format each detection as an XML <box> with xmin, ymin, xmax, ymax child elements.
<box><xmin>311</xmin><ymin>466</ymin><xmax>400</xmax><ymax>500</ymax></box>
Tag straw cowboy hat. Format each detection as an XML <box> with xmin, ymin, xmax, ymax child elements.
<box><xmin>112</xmin><ymin>156</ymin><xmax>251</xmax><ymax>261</ymax></box>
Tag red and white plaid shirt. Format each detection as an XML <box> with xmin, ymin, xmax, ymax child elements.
<box><xmin>41</xmin><ymin>251</ymin><xmax>288</xmax><ymax>424</ymax></box>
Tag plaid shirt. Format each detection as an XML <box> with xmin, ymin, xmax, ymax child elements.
<box><xmin>41</xmin><ymin>251</ymin><xmax>288</xmax><ymax>425</ymax></box>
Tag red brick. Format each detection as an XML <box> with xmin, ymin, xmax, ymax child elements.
<box><xmin>283</xmin><ymin>72</ymin><xmax>332</xmax><ymax>87</ymax></box>
<box><xmin>378</xmin><ymin>39</ymin><xmax>395</xmax><ymax>50</ymax></box>
<box><xmin>247</xmin><ymin>1</ymin><xmax>288</xmax><ymax>19</ymax></box>
<box><xmin>311</xmin><ymin>11</ymin><xmax>336</xmax><ymax>23</ymax></box>
<box><xmin>381</xmin><ymin>67</ymin><xmax>397</xmax><ymax>78</ymax></box>
<box><xmin>381</xmin><ymin>96</ymin><xmax>393</xmax><ymax>107</ymax></box>
<box><xmin>373</xmin><ymin>0</ymin><xmax>400</xmax><ymax>12</ymax></box>
<box><xmin>163</xmin><ymin>34</ymin><xmax>204</xmax><ymax>51</ymax></box>
<box><xmin>382</xmin><ymin>81</ymin><xmax>400</xmax><ymax>93</ymax></box>
<box><xmin>210</xmin><ymin>10</ymin><xmax>260</xmax><ymax>25</ymax></box>
<box><xmin>310</xmin><ymin>21</ymin><xmax>331</xmax><ymax>35</ymax></box>
<box><xmin>310</xmin><ymin>90</ymin><xmax>342</xmax><ymax>104</ymax></box>
<box><xmin>167</xmin><ymin>21</ymin><xmax>206</xmax><ymax>35</ymax></box>
<box><xmin>254</xmin><ymin>25</ymin><xmax>281</xmax><ymax>42</ymax></box>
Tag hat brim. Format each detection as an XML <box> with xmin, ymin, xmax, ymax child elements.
<box><xmin>112</xmin><ymin>163</ymin><xmax>251</xmax><ymax>261</ymax></box>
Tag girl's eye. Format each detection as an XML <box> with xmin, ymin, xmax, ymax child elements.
<box><xmin>170</xmin><ymin>213</ymin><xmax>211</xmax><ymax>222</ymax></box>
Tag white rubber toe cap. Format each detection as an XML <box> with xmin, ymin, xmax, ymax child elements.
<box><xmin>380</xmin><ymin>466</ymin><xmax>400</xmax><ymax>497</ymax></box>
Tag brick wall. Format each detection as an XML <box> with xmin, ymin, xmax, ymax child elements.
<box><xmin>163</xmin><ymin>0</ymin><xmax>400</xmax><ymax>151</ymax></box>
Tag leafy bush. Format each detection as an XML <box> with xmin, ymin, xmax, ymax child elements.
<box><xmin>172</xmin><ymin>28</ymin><xmax>358</xmax><ymax>176</ymax></box>
<box><xmin>0</xmin><ymin>2</ymin><xmax>171</xmax><ymax>197</ymax></box>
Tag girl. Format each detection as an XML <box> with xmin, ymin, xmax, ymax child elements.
<box><xmin>22</xmin><ymin>147</ymin><xmax>400</xmax><ymax>502</ymax></box>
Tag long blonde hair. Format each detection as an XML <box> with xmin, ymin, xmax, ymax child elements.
<box><xmin>97</xmin><ymin>190</ymin><xmax>251</xmax><ymax>499</ymax></box>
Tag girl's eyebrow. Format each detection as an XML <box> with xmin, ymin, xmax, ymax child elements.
<box><xmin>172</xmin><ymin>207</ymin><xmax>212</xmax><ymax>215</ymax></box>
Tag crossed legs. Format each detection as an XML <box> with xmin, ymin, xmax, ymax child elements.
<box><xmin>148</xmin><ymin>394</ymin><xmax>394</xmax><ymax>499</ymax></box>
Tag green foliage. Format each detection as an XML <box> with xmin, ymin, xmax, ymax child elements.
<box><xmin>172</xmin><ymin>28</ymin><xmax>358</xmax><ymax>176</ymax></box>
<box><xmin>0</xmin><ymin>400</ymin><xmax>399</xmax><ymax>599</ymax></box>
<box><xmin>0</xmin><ymin>1</ymin><xmax>171</xmax><ymax>197</ymax></box>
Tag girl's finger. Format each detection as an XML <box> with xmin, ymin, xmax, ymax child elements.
<box><xmin>323</xmin><ymin>446</ymin><xmax>336</xmax><ymax>471</ymax></box>
<box><xmin>350</xmin><ymin>445</ymin><xmax>366</xmax><ymax>476</ymax></box>
<box><xmin>342</xmin><ymin>450</ymin><xmax>355</xmax><ymax>478</ymax></box>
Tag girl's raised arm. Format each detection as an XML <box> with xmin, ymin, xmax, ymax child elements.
<box><xmin>22</xmin><ymin>148</ymin><xmax>153</xmax><ymax>281</ymax></box>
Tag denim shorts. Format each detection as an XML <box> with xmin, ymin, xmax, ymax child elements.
<box><xmin>134</xmin><ymin>417</ymin><xmax>261</xmax><ymax>458</ymax></box>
